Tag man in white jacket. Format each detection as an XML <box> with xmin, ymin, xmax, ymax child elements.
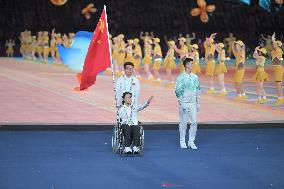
<box><xmin>115</xmin><ymin>62</ymin><xmax>140</xmax><ymax>107</ymax></box>
<box><xmin>175</xmin><ymin>57</ymin><xmax>201</xmax><ymax>149</ymax></box>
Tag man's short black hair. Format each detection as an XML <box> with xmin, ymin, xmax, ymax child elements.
<box><xmin>122</xmin><ymin>92</ymin><xmax>132</xmax><ymax>104</ymax></box>
<box><xmin>183</xmin><ymin>57</ymin><xmax>194</xmax><ymax>67</ymax></box>
<box><xmin>124</xmin><ymin>62</ymin><xmax>134</xmax><ymax>69</ymax></box>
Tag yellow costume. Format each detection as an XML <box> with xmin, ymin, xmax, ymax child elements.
<box><xmin>55</xmin><ymin>34</ymin><xmax>62</xmax><ymax>61</ymax></box>
<box><xmin>252</xmin><ymin>56</ymin><xmax>269</xmax><ymax>82</ymax></box>
<box><xmin>215</xmin><ymin>49</ymin><xmax>227</xmax><ymax>75</ymax></box>
<box><xmin>26</xmin><ymin>34</ymin><xmax>32</xmax><ymax>56</ymax></box>
<box><xmin>112</xmin><ymin>42</ymin><xmax>119</xmax><ymax>62</ymax></box>
<box><xmin>37</xmin><ymin>33</ymin><xmax>43</xmax><ymax>58</ymax></box>
<box><xmin>31</xmin><ymin>36</ymin><xmax>38</xmax><ymax>59</ymax></box>
<box><xmin>178</xmin><ymin>45</ymin><xmax>189</xmax><ymax>73</ymax></box>
<box><xmin>153</xmin><ymin>40</ymin><xmax>162</xmax><ymax>71</ymax></box>
<box><xmin>125</xmin><ymin>40</ymin><xmax>134</xmax><ymax>63</ymax></box>
<box><xmin>191</xmin><ymin>45</ymin><xmax>201</xmax><ymax>74</ymax></box>
<box><xmin>224</xmin><ymin>35</ymin><xmax>236</xmax><ymax>57</ymax></box>
<box><xmin>233</xmin><ymin>50</ymin><xmax>245</xmax><ymax>83</ymax></box>
<box><xmin>164</xmin><ymin>48</ymin><xmax>176</xmax><ymax>70</ymax></box>
<box><xmin>43</xmin><ymin>34</ymin><xmax>50</xmax><ymax>58</ymax></box>
<box><xmin>204</xmin><ymin>42</ymin><xmax>216</xmax><ymax>76</ymax></box>
<box><xmin>265</xmin><ymin>39</ymin><xmax>272</xmax><ymax>56</ymax></box>
<box><xmin>50</xmin><ymin>37</ymin><xmax>57</xmax><ymax>52</ymax></box>
<box><xmin>143</xmin><ymin>43</ymin><xmax>152</xmax><ymax>65</ymax></box>
<box><xmin>117</xmin><ymin>41</ymin><xmax>126</xmax><ymax>65</ymax></box>
<box><xmin>133</xmin><ymin>39</ymin><xmax>142</xmax><ymax>70</ymax></box>
<box><xmin>6</xmin><ymin>40</ymin><xmax>15</xmax><ymax>56</ymax></box>
<box><xmin>271</xmin><ymin>44</ymin><xmax>283</xmax><ymax>82</ymax></box>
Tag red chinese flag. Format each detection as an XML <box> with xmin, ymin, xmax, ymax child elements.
<box><xmin>80</xmin><ymin>9</ymin><xmax>111</xmax><ymax>90</ymax></box>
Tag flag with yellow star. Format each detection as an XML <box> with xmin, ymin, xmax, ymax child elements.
<box><xmin>79</xmin><ymin>8</ymin><xmax>111</xmax><ymax>90</ymax></box>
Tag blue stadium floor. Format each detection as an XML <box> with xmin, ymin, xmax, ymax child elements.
<box><xmin>1</xmin><ymin>129</ymin><xmax>284</xmax><ymax>189</ymax></box>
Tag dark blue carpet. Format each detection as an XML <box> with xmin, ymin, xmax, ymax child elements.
<box><xmin>0</xmin><ymin>129</ymin><xmax>284</xmax><ymax>189</ymax></box>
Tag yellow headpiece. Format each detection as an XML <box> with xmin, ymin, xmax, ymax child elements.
<box><xmin>118</xmin><ymin>34</ymin><xmax>124</xmax><ymax>39</ymax></box>
<box><xmin>258</xmin><ymin>48</ymin><xmax>267</xmax><ymax>54</ymax></box>
<box><xmin>147</xmin><ymin>39</ymin><xmax>153</xmax><ymax>44</ymax></box>
<box><xmin>178</xmin><ymin>37</ymin><xmax>186</xmax><ymax>43</ymax></box>
<box><xmin>134</xmin><ymin>38</ymin><xmax>139</xmax><ymax>43</ymax></box>
<box><xmin>276</xmin><ymin>40</ymin><xmax>282</xmax><ymax>47</ymax></box>
<box><xmin>154</xmin><ymin>38</ymin><xmax>160</xmax><ymax>43</ymax></box>
<box><xmin>236</xmin><ymin>40</ymin><xmax>244</xmax><ymax>47</ymax></box>
<box><xmin>218</xmin><ymin>43</ymin><xmax>225</xmax><ymax>49</ymax></box>
<box><xmin>127</xmin><ymin>39</ymin><xmax>134</xmax><ymax>44</ymax></box>
<box><xmin>191</xmin><ymin>44</ymin><xmax>198</xmax><ymax>49</ymax></box>
<box><xmin>168</xmin><ymin>41</ymin><xmax>175</xmax><ymax>46</ymax></box>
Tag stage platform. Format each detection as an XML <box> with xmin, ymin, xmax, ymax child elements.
<box><xmin>0</xmin><ymin>58</ymin><xmax>283</xmax><ymax>130</ymax></box>
<box><xmin>1</xmin><ymin>129</ymin><xmax>284</xmax><ymax>189</ymax></box>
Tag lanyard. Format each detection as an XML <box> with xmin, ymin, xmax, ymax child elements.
<box><xmin>124</xmin><ymin>105</ymin><xmax>133</xmax><ymax>126</ymax></box>
<box><xmin>123</xmin><ymin>76</ymin><xmax>134</xmax><ymax>92</ymax></box>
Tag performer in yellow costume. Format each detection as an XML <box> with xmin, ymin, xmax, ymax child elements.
<box><xmin>5</xmin><ymin>39</ymin><xmax>15</xmax><ymax>57</ymax></box>
<box><xmin>261</xmin><ymin>34</ymin><xmax>272</xmax><ymax>58</ymax></box>
<box><xmin>19</xmin><ymin>32</ymin><xmax>24</xmax><ymax>57</ymax></box>
<box><xmin>42</xmin><ymin>31</ymin><xmax>50</xmax><ymax>63</ymax></box>
<box><xmin>189</xmin><ymin>44</ymin><xmax>201</xmax><ymax>75</ymax></box>
<box><xmin>104</xmin><ymin>34</ymin><xmax>113</xmax><ymax>75</ymax></box>
<box><xmin>140</xmin><ymin>31</ymin><xmax>153</xmax><ymax>44</ymax></box>
<box><xmin>204</xmin><ymin>33</ymin><xmax>217</xmax><ymax>94</ymax></box>
<box><xmin>50</xmin><ymin>30</ymin><xmax>57</xmax><ymax>63</ymax></box>
<box><xmin>152</xmin><ymin>38</ymin><xmax>163</xmax><ymax>81</ymax></box>
<box><xmin>224</xmin><ymin>33</ymin><xmax>236</xmax><ymax>58</ymax></box>
<box><xmin>37</xmin><ymin>32</ymin><xmax>44</xmax><ymax>61</ymax></box>
<box><xmin>215</xmin><ymin>43</ymin><xmax>228</xmax><ymax>96</ymax></box>
<box><xmin>125</xmin><ymin>39</ymin><xmax>134</xmax><ymax>63</ymax></box>
<box><xmin>271</xmin><ymin>33</ymin><xmax>284</xmax><ymax>106</ymax></box>
<box><xmin>31</xmin><ymin>36</ymin><xmax>38</xmax><ymax>60</ymax></box>
<box><xmin>22</xmin><ymin>31</ymin><xmax>29</xmax><ymax>58</ymax></box>
<box><xmin>68</xmin><ymin>33</ymin><xmax>75</xmax><ymax>47</ymax></box>
<box><xmin>174</xmin><ymin>37</ymin><xmax>188</xmax><ymax>73</ymax></box>
<box><xmin>143</xmin><ymin>39</ymin><xmax>154</xmax><ymax>80</ymax></box>
<box><xmin>55</xmin><ymin>33</ymin><xmax>63</xmax><ymax>64</ymax></box>
<box><xmin>232</xmin><ymin>40</ymin><xmax>247</xmax><ymax>100</ymax></box>
<box><xmin>62</xmin><ymin>34</ymin><xmax>70</xmax><ymax>48</ymax></box>
<box><xmin>252</xmin><ymin>46</ymin><xmax>269</xmax><ymax>104</ymax></box>
<box><xmin>164</xmin><ymin>41</ymin><xmax>176</xmax><ymax>86</ymax></box>
<box><xmin>117</xmin><ymin>34</ymin><xmax>126</xmax><ymax>73</ymax></box>
<box><xmin>26</xmin><ymin>31</ymin><xmax>33</xmax><ymax>59</ymax></box>
<box><xmin>112</xmin><ymin>36</ymin><xmax>122</xmax><ymax>76</ymax></box>
<box><xmin>133</xmin><ymin>38</ymin><xmax>142</xmax><ymax>80</ymax></box>
<box><xmin>186</xmin><ymin>32</ymin><xmax>196</xmax><ymax>52</ymax></box>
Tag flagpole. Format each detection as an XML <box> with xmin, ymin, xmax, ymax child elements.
<box><xmin>104</xmin><ymin>5</ymin><xmax>120</xmax><ymax>123</ymax></box>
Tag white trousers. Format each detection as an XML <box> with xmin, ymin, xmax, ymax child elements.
<box><xmin>179</xmin><ymin>103</ymin><xmax>198</xmax><ymax>144</ymax></box>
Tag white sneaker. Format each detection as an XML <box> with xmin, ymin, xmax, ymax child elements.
<box><xmin>188</xmin><ymin>142</ymin><xmax>197</xmax><ymax>150</ymax></box>
<box><xmin>124</xmin><ymin>147</ymin><xmax>132</xmax><ymax>154</ymax></box>
<box><xmin>180</xmin><ymin>142</ymin><xmax>187</xmax><ymax>149</ymax></box>
<box><xmin>133</xmin><ymin>146</ymin><xmax>140</xmax><ymax>154</ymax></box>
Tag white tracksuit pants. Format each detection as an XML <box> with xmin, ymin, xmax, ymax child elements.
<box><xmin>179</xmin><ymin>102</ymin><xmax>198</xmax><ymax>144</ymax></box>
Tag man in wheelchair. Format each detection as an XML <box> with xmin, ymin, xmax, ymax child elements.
<box><xmin>118</xmin><ymin>92</ymin><xmax>153</xmax><ymax>154</ymax></box>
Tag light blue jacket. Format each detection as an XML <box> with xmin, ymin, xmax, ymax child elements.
<box><xmin>175</xmin><ymin>72</ymin><xmax>200</xmax><ymax>106</ymax></box>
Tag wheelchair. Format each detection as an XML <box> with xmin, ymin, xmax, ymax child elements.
<box><xmin>112</xmin><ymin>121</ymin><xmax>144</xmax><ymax>156</ymax></box>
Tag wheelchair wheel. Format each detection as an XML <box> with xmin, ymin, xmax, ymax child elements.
<box><xmin>139</xmin><ymin>126</ymin><xmax>144</xmax><ymax>155</ymax></box>
<box><xmin>112</xmin><ymin>125</ymin><xmax>119</xmax><ymax>153</ymax></box>
<box><xmin>118</xmin><ymin>128</ymin><xmax>125</xmax><ymax>154</ymax></box>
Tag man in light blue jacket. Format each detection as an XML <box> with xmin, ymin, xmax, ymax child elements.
<box><xmin>175</xmin><ymin>57</ymin><xmax>201</xmax><ymax>149</ymax></box>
